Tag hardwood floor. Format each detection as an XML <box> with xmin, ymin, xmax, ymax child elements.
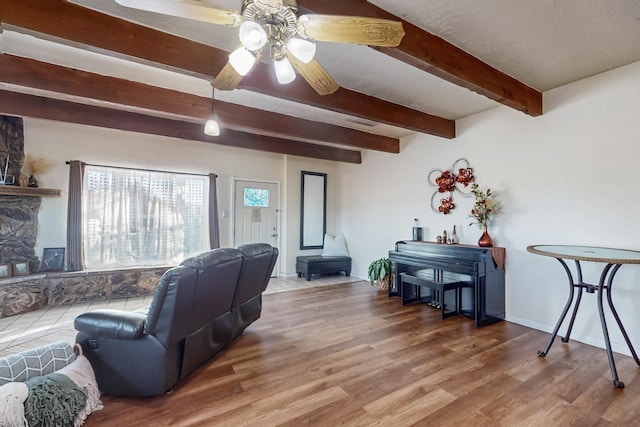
<box><xmin>85</xmin><ymin>281</ymin><xmax>640</xmax><ymax>426</ymax></box>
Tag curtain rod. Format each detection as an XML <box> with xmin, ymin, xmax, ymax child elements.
<box><xmin>66</xmin><ymin>161</ymin><xmax>215</xmax><ymax>178</ymax></box>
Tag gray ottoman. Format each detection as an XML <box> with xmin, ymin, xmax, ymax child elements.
<box><xmin>296</xmin><ymin>255</ymin><xmax>352</xmax><ymax>281</ymax></box>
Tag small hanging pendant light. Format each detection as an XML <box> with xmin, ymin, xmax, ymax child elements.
<box><xmin>204</xmin><ymin>87</ymin><xmax>220</xmax><ymax>136</ymax></box>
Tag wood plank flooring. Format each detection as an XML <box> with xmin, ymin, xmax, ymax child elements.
<box><xmin>85</xmin><ymin>281</ymin><xmax>640</xmax><ymax>426</ymax></box>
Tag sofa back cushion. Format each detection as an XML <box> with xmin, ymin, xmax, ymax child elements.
<box><xmin>180</xmin><ymin>248</ymin><xmax>243</xmax><ymax>327</ymax></box>
<box><xmin>144</xmin><ymin>265</ymin><xmax>198</xmax><ymax>346</ymax></box>
<box><xmin>235</xmin><ymin>244</ymin><xmax>278</xmax><ymax>306</ymax></box>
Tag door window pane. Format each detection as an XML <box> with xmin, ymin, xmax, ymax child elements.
<box><xmin>243</xmin><ymin>188</ymin><xmax>269</xmax><ymax>207</ymax></box>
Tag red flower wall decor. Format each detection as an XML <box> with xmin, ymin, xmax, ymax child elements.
<box><xmin>456</xmin><ymin>167</ymin><xmax>474</xmax><ymax>187</ymax></box>
<box><xmin>428</xmin><ymin>158</ymin><xmax>475</xmax><ymax>214</ymax></box>
<box><xmin>438</xmin><ymin>197</ymin><xmax>455</xmax><ymax>214</ymax></box>
<box><xmin>435</xmin><ymin>170</ymin><xmax>456</xmax><ymax>193</ymax></box>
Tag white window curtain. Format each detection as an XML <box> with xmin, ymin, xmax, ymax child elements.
<box><xmin>83</xmin><ymin>166</ymin><xmax>209</xmax><ymax>269</ymax></box>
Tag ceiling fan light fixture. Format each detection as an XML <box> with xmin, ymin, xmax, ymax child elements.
<box><xmin>274</xmin><ymin>57</ymin><xmax>296</xmax><ymax>84</ymax></box>
<box><xmin>229</xmin><ymin>47</ymin><xmax>256</xmax><ymax>76</ymax></box>
<box><xmin>287</xmin><ymin>38</ymin><xmax>316</xmax><ymax>64</ymax></box>
<box><xmin>110</xmin><ymin>0</ymin><xmax>405</xmax><ymax>96</ymax></box>
<box><xmin>238</xmin><ymin>20</ymin><xmax>267</xmax><ymax>51</ymax></box>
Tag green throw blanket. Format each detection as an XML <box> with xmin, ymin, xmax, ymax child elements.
<box><xmin>23</xmin><ymin>373</ymin><xmax>88</xmax><ymax>427</ymax></box>
<box><xmin>0</xmin><ymin>352</ymin><xmax>102</xmax><ymax>427</ymax></box>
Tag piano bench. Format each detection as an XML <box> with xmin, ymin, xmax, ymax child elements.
<box><xmin>296</xmin><ymin>255</ymin><xmax>352</xmax><ymax>281</ymax></box>
<box><xmin>400</xmin><ymin>272</ymin><xmax>463</xmax><ymax>319</ymax></box>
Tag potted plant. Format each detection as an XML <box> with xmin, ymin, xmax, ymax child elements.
<box><xmin>368</xmin><ymin>257</ymin><xmax>394</xmax><ymax>292</ymax></box>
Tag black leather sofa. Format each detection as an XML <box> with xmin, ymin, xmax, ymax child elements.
<box><xmin>74</xmin><ymin>243</ymin><xmax>278</xmax><ymax>397</ymax></box>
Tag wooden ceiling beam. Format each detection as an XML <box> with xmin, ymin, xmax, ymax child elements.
<box><xmin>0</xmin><ymin>54</ymin><xmax>399</xmax><ymax>153</ymax></box>
<box><xmin>237</xmin><ymin>68</ymin><xmax>454</xmax><ymax>139</ymax></box>
<box><xmin>0</xmin><ymin>0</ymin><xmax>455</xmax><ymax>138</ymax></box>
<box><xmin>297</xmin><ymin>0</ymin><xmax>543</xmax><ymax>117</ymax></box>
<box><xmin>219</xmin><ymin>101</ymin><xmax>399</xmax><ymax>153</ymax></box>
<box><xmin>0</xmin><ymin>91</ymin><xmax>362</xmax><ymax>164</ymax></box>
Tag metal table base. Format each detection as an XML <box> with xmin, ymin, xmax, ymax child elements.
<box><xmin>536</xmin><ymin>257</ymin><xmax>640</xmax><ymax>388</ymax></box>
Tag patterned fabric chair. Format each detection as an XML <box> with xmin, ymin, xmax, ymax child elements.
<box><xmin>0</xmin><ymin>341</ymin><xmax>76</xmax><ymax>385</ymax></box>
<box><xmin>0</xmin><ymin>341</ymin><xmax>102</xmax><ymax>426</ymax></box>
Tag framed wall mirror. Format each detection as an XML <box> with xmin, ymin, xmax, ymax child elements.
<box><xmin>300</xmin><ymin>171</ymin><xmax>327</xmax><ymax>249</ymax></box>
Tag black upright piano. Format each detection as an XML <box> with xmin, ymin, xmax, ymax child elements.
<box><xmin>388</xmin><ymin>240</ymin><xmax>505</xmax><ymax>327</ymax></box>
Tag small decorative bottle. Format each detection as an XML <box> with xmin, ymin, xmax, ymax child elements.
<box><xmin>442</xmin><ymin>230</ymin><xmax>447</xmax><ymax>244</ymax></box>
<box><xmin>451</xmin><ymin>226</ymin><xmax>458</xmax><ymax>244</ymax></box>
<box><xmin>412</xmin><ymin>219</ymin><xmax>422</xmax><ymax>241</ymax></box>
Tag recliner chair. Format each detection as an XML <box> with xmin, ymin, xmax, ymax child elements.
<box><xmin>74</xmin><ymin>266</ymin><xmax>199</xmax><ymax>397</ymax></box>
<box><xmin>74</xmin><ymin>249</ymin><xmax>243</xmax><ymax>397</ymax></box>
<box><xmin>74</xmin><ymin>244</ymin><xmax>278</xmax><ymax>397</ymax></box>
<box><xmin>179</xmin><ymin>248</ymin><xmax>244</xmax><ymax>378</ymax></box>
<box><xmin>231</xmin><ymin>243</ymin><xmax>279</xmax><ymax>340</ymax></box>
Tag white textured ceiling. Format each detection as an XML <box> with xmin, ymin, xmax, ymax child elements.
<box><xmin>372</xmin><ymin>0</ymin><xmax>640</xmax><ymax>91</ymax></box>
<box><xmin>15</xmin><ymin>1</ymin><xmax>640</xmax><ymax>138</ymax></box>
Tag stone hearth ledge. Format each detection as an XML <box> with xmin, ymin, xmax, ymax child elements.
<box><xmin>0</xmin><ymin>266</ymin><xmax>169</xmax><ymax>318</ymax></box>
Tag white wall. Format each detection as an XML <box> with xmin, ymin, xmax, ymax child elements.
<box><xmin>23</xmin><ymin>119</ymin><xmax>341</xmax><ymax>276</ymax></box>
<box><xmin>337</xmin><ymin>60</ymin><xmax>640</xmax><ymax>356</ymax></box>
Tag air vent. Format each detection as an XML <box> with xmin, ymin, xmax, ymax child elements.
<box><xmin>345</xmin><ymin>117</ymin><xmax>379</xmax><ymax>128</ymax></box>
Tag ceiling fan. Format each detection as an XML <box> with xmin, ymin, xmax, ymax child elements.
<box><xmin>113</xmin><ymin>0</ymin><xmax>405</xmax><ymax>95</ymax></box>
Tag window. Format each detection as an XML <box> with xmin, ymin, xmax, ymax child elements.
<box><xmin>83</xmin><ymin>165</ymin><xmax>209</xmax><ymax>269</ymax></box>
<box><xmin>243</xmin><ymin>187</ymin><xmax>269</xmax><ymax>207</ymax></box>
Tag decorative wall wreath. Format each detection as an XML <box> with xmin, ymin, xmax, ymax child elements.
<box><xmin>427</xmin><ymin>158</ymin><xmax>475</xmax><ymax>214</ymax></box>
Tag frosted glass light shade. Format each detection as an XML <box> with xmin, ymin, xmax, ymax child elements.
<box><xmin>274</xmin><ymin>58</ymin><xmax>296</xmax><ymax>84</ymax></box>
<box><xmin>229</xmin><ymin>47</ymin><xmax>256</xmax><ymax>76</ymax></box>
<box><xmin>239</xmin><ymin>21</ymin><xmax>267</xmax><ymax>51</ymax></box>
<box><xmin>287</xmin><ymin>38</ymin><xmax>316</xmax><ymax>63</ymax></box>
<box><xmin>204</xmin><ymin>117</ymin><xmax>220</xmax><ymax>136</ymax></box>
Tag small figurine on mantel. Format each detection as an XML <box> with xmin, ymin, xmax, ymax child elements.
<box><xmin>451</xmin><ymin>226</ymin><xmax>459</xmax><ymax>244</ymax></box>
<box><xmin>18</xmin><ymin>173</ymin><xmax>29</xmax><ymax>187</ymax></box>
<box><xmin>437</xmin><ymin>227</ymin><xmax>459</xmax><ymax>244</ymax></box>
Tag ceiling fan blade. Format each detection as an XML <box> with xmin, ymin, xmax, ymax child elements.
<box><xmin>287</xmin><ymin>53</ymin><xmax>339</xmax><ymax>96</ymax></box>
<box><xmin>297</xmin><ymin>15</ymin><xmax>405</xmax><ymax>47</ymax></box>
<box><xmin>212</xmin><ymin>62</ymin><xmax>244</xmax><ymax>91</ymax></box>
<box><xmin>114</xmin><ymin>0</ymin><xmax>241</xmax><ymax>27</ymax></box>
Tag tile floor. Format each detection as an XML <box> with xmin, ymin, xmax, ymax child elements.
<box><xmin>0</xmin><ymin>275</ymin><xmax>360</xmax><ymax>357</ymax></box>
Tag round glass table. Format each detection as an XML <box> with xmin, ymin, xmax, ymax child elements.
<box><xmin>527</xmin><ymin>245</ymin><xmax>640</xmax><ymax>388</ymax></box>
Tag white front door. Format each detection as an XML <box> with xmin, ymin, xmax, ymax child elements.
<box><xmin>233</xmin><ymin>179</ymin><xmax>280</xmax><ymax>276</ymax></box>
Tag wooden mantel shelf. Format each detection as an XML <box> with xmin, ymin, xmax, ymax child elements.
<box><xmin>0</xmin><ymin>186</ymin><xmax>61</xmax><ymax>197</ymax></box>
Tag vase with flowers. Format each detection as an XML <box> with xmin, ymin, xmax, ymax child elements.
<box><xmin>469</xmin><ymin>183</ymin><xmax>500</xmax><ymax>247</ymax></box>
<box><xmin>20</xmin><ymin>154</ymin><xmax>53</xmax><ymax>188</ymax></box>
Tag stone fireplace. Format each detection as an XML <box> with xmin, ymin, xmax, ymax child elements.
<box><xmin>0</xmin><ymin>115</ymin><xmax>162</xmax><ymax>318</ymax></box>
<box><xmin>0</xmin><ymin>116</ymin><xmax>41</xmax><ymax>272</ymax></box>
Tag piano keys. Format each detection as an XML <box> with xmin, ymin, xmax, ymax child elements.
<box><xmin>388</xmin><ymin>240</ymin><xmax>505</xmax><ymax>327</ymax></box>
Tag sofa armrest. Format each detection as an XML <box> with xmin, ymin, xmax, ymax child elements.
<box><xmin>74</xmin><ymin>309</ymin><xmax>146</xmax><ymax>340</ymax></box>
